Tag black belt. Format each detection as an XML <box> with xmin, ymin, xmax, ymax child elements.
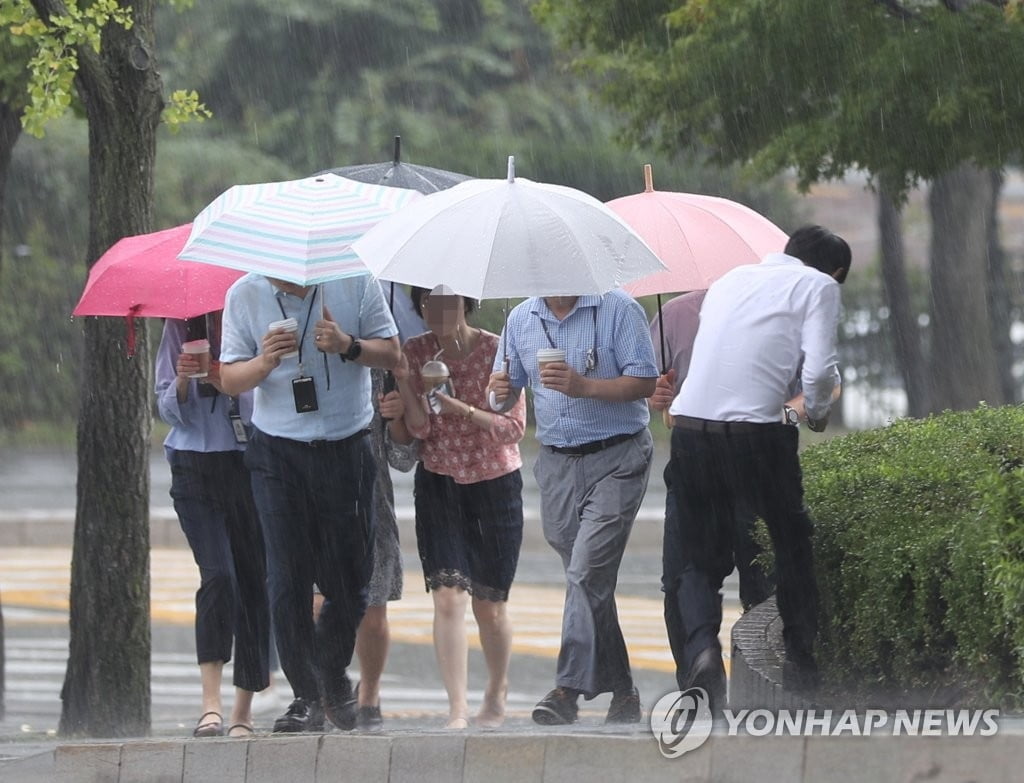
<box><xmin>673</xmin><ymin>416</ymin><xmax>773</xmax><ymax>435</ymax></box>
<box><xmin>305</xmin><ymin>428</ymin><xmax>370</xmax><ymax>448</ymax></box>
<box><xmin>548</xmin><ymin>430</ymin><xmax>638</xmax><ymax>456</ymax></box>
<box><xmin>250</xmin><ymin>428</ymin><xmax>371</xmax><ymax>449</ymax></box>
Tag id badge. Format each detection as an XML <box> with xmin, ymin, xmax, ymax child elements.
<box><xmin>292</xmin><ymin>376</ymin><xmax>319</xmax><ymax>413</ymax></box>
<box><xmin>229</xmin><ymin>413</ymin><xmax>248</xmax><ymax>443</ymax></box>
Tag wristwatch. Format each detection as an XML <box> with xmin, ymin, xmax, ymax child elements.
<box><xmin>343</xmin><ymin>337</ymin><xmax>362</xmax><ymax>361</ymax></box>
<box><xmin>783</xmin><ymin>405</ymin><xmax>800</xmax><ymax>426</ymax></box>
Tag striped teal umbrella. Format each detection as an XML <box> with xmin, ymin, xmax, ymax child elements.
<box><xmin>178</xmin><ymin>173</ymin><xmax>422</xmax><ymax>286</ymax></box>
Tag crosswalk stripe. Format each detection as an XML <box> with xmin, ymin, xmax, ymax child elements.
<box><xmin>2</xmin><ymin>546</ymin><xmax>738</xmax><ymax>727</ymax></box>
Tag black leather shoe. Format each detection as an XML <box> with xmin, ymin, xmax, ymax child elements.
<box><xmin>272</xmin><ymin>697</ymin><xmax>325</xmax><ymax>733</ymax></box>
<box><xmin>532</xmin><ymin>687</ymin><xmax>579</xmax><ymax>725</ymax></box>
<box><xmin>605</xmin><ymin>685</ymin><xmax>642</xmax><ymax>724</ymax></box>
<box><xmin>323</xmin><ymin>674</ymin><xmax>358</xmax><ymax>731</ymax></box>
<box><xmin>685</xmin><ymin>646</ymin><xmax>727</xmax><ymax>715</ymax></box>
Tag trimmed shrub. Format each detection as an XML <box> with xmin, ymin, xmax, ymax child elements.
<box><xmin>801</xmin><ymin>405</ymin><xmax>1024</xmax><ymax>707</ymax></box>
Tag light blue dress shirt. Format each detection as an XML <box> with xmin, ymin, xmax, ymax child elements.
<box><xmin>155</xmin><ymin>318</ymin><xmax>253</xmax><ymax>454</ymax></box>
<box><xmin>219</xmin><ymin>274</ymin><xmax>398</xmax><ymax>442</ymax></box>
<box><xmin>495</xmin><ymin>289</ymin><xmax>657</xmax><ymax>448</ymax></box>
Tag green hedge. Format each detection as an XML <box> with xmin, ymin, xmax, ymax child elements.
<box><xmin>801</xmin><ymin>405</ymin><xmax>1024</xmax><ymax>707</ymax></box>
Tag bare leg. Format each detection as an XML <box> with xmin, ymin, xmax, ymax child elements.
<box><xmin>196</xmin><ymin>661</ymin><xmax>225</xmax><ymax>733</ymax></box>
<box><xmin>472</xmin><ymin>597</ymin><xmax>511</xmax><ymax>728</ymax></box>
<box><xmin>199</xmin><ymin>661</ymin><xmax>224</xmax><ymax>716</ymax></box>
<box><xmin>228</xmin><ymin>687</ymin><xmax>256</xmax><ymax>736</ymax></box>
<box><xmin>432</xmin><ymin>586</ymin><xmax>470</xmax><ymax>728</ymax></box>
<box><xmin>355</xmin><ymin>605</ymin><xmax>389</xmax><ymax>707</ymax></box>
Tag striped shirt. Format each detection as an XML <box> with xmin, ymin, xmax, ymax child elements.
<box><xmin>496</xmin><ymin>289</ymin><xmax>657</xmax><ymax>448</ymax></box>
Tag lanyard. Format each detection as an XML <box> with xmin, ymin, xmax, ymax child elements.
<box><xmin>536</xmin><ymin>306</ymin><xmax>598</xmax><ymax>373</ymax></box>
<box><xmin>276</xmin><ymin>287</ymin><xmax>331</xmax><ymax>388</ymax></box>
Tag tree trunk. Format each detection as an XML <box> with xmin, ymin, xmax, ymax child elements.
<box><xmin>0</xmin><ymin>101</ymin><xmax>23</xmax><ymax>281</ymax></box>
<box><xmin>927</xmin><ymin>163</ymin><xmax>1005</xmax><ymax>412</ymax></box>
<box><xmin>0</xmin><ymin>97</ymin><xmax>25</xmax><ymax>731</ymax></box>
<box><xmin>986</xmin><ymin>170</ymin><xmax>1015</xmax><ymax>404</ymax></box>
<box><xmin>878</xmin><ymin>179</ymin><xmax>930</xmax><ymax>418</ymax></box>
<box><xmin>53</xmin><ymin>0</ymin><xmax>164</xmax><ymax>737</ymax></box>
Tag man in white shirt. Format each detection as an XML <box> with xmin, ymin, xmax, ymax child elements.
<box><xmin>664</xmin><ymin>225</ymin><xmax>851</xmax><ymax>712</ymax></box>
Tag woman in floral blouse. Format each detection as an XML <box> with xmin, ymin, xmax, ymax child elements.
<box><xmin>393</xmin><ymin>284</ymin><xmax>526</xmax><ymax>729</ymax></box>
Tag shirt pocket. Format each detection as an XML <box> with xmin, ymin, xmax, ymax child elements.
<box><xmin>568</xmin><ymin>346</ymin><xmax>617</xmax><ymax>379</ymax></box>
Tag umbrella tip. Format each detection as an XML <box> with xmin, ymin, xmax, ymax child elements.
<box><xmin>643</xmin><ymin>163</ymin><xmax>654</xmax><ymax>193</ymax></box>
<box><xmin>507</xmin><ymin>155</ymin><xmax>515</xmax><ymax>183</ymax></box>
<box><xmin>393</xmin><ymin>136</ymin><xmax>401</xmax><ymax>165</ymax></box>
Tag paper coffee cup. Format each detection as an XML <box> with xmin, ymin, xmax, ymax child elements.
<box><xmin>182</xmin><ymin>339</ymin><xmax>211</xmax><ymax>378</ymax></box>
<box><xmin>537</xmin><ymin>347</ymin><xmax>566</xmax><ymax>371</ymax></box>
<box><xmin>268</xmin><ymin>317</ymin><xmax>299</xmax><ymax>359</ymax></box>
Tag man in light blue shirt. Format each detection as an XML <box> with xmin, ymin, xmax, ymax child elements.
<box><xmin>487</xmin><ymin>288</ymin><xmax>658</xmax><ymax>726</ymax></box>
<box><xmin>220</xmin><ymin>273</ymin><xmax>399</xmax><ymax>733</ymax></box>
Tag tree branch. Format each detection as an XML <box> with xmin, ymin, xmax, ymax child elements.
<box><xmin>26</xmin><ymin>0</ymin><xmax>117</xmax><ymax>117</ymax></box>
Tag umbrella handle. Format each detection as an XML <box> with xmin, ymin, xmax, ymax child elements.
<box><xmin>657</xmin><ymin>294</ymin><xmax>668</xmax><ymax>374</ymax></box>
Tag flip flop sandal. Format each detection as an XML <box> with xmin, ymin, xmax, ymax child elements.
<box><xmin>227</xmin><ymin>723</ymin><xmax>256</xmax><ymax>738</ymax></box>
<box><xmin>193</xmin><ymin>711</ymin><xmax>224</xmax><ymax>738</ymax></box>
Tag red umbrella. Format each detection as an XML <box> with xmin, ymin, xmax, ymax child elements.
<box><xmin>73</xmin><ymin>223</ymin><xmax>245</xmax><ymax>355</ymax></box>
<box><xmin>607</xmin><ymin>164</ymin><xmax>789</xmax><ymax>372</ymax></box>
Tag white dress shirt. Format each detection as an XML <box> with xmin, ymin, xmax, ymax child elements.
<box><xmin>669</xmin><ymin>253</ymin><xmax>841</xmax><ymax>423</ymax></box>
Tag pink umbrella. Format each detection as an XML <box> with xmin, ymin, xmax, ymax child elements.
<box><xmin>608</xmin><ymin>165</ymin><xmax>788</xmax><ymax>297</ymax></box>
<box><xmin>73</xmin><ymin>223</ymin><xmax>245</xmax><ymax>355</ymax></box>
<box><xmin>607</xmin><ymin>164</ymin><xmax>789</xmax><ymax>371</ymax></box>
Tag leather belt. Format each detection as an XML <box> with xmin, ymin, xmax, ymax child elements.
<box><xmin>305</xmin><ymin>429</ymin><xmax>370</xmax><ymax>448</ymax></box>
<box><xmin>673</xmin><ymin>416</ymin><xmax>772</xmax><ymax>435</ymax></box>
<box><xmin>548</xmin><ymin>430</ymin><xmax>638</xmax><ymax>456</ymax></box>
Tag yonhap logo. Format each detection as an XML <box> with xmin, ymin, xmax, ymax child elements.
<box><xmin>650</xmin><ymin>687</ymin><xmax>714</xmax><ymax>758</ymax></box>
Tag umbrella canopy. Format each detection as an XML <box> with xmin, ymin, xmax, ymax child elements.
<box><xmin>73</xmin><ymin>223</ymin><xmax>245</xmax><ymax>320</ymax></box>
<box><xmin>318</xmin><ymin>135</ymin><xmax>472</xmax><ymax>194</ymax></box>
<box><xmin>609</xmin><ymin>164</ymin><xmax>789</xmax><ymax>297</ymax></box>
<box><xmin>352</xmin><ymin>156</ymin><xmax>666</xmax><ymax>300</ymax></box>
<box><xmin>178</xmin><ymin>173</ymin><xmax>422</xmax><ymax>286</ymax></box>
<box><xmin>72</xmin><ymin>223</ymin><xmax>245</xmax><ymax>356</ymax></box>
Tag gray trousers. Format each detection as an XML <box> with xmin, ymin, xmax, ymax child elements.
<box><xmin>533</xmin><ymin>429</ymin><xmax>653</xmax><ymax>698</ymax></box>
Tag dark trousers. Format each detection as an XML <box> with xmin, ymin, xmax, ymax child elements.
<box><xmin>662</xmin><ymin>463</ymin><xmax>775</xmax><ymax>689</ymax></box>
<box><xmin>664</xmin><ymin>422</ymin><xmax>818</xmax><ymax>681</ymax></box>
<box><xmin>169</xmin><ymin>449</ymin><xmax>270</xmax><ymax>692</ymax></box>
<box><xmin>245</xmin><ymin>428</ymin><xmax>376</xmax><ymax>703</ymax></box>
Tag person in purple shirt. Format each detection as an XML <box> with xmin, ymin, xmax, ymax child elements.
<box><xmin>155</xmin><ymin>313</ymin><xmax>270</xmax><ymax>738</ymax></box>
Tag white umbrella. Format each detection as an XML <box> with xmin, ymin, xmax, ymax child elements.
<box><xmin>351</xmin><ymin>156</ymin><xmax>666</xmax><ymax>299</ymax></box>
<box><xmin>178</xmin><ymin>173</ymin><xmax>422</xmax><ymax>286</ymax></box>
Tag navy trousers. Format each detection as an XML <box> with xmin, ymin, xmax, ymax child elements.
<box><xmin>663</xmin><ymin>422</ymin><xmax>818</xmax><ymax>681</ymax></box>
<box><xmin>245</xmin><ymin>428</ymin><xmax>376</xmax><ymax>703</ymax></box>
<box><xmin>169</xmin><ymin>449</ymin><xmax>270</xmax><ymax>692</ymax></box>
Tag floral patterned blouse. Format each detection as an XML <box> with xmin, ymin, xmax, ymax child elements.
<box><xmin>404</xmin><ymin>329</ymin><xmax>525</xmax><ymax>484</ymax></box>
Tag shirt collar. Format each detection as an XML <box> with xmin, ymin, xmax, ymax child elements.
<box><xmin>762</xmin><ymin>252</ymin><xmax>803</xmax><ymax>267</ymax></box>
<box><xmin>530</xmin><ymin>294</ymin><xmax>603</xmax><ymax>319</ymax></box>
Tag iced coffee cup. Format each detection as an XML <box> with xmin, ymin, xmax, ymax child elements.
<box><xmin>268</xmin><ymin>317</ymin><xmax>299</xmax><ymax>359</ymax></box>
<box><xmin>537</xmin><ymin>347</ymin><xmax>567</xmax><ymax>372</ymax></box>
<box><xmin>182</xmin><ymin>339</ymin><xmax>211</xmax><ymax>378</ymax></box>
<box><xmin>421</xmin><ymin>358</ymin><xmax>454</xmax><ymax>414</ymax></box>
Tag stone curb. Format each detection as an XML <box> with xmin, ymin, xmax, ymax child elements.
<box><xmin>4</xmin><ymin>729</ymin><xmax>1024</xmax><ymax>782</ymax></box>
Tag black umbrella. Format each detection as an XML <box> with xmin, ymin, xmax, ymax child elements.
<box><xmin>317</xmin><ymin>135</ymin><xmax>472</xmax><ymax>194</ymax></box>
